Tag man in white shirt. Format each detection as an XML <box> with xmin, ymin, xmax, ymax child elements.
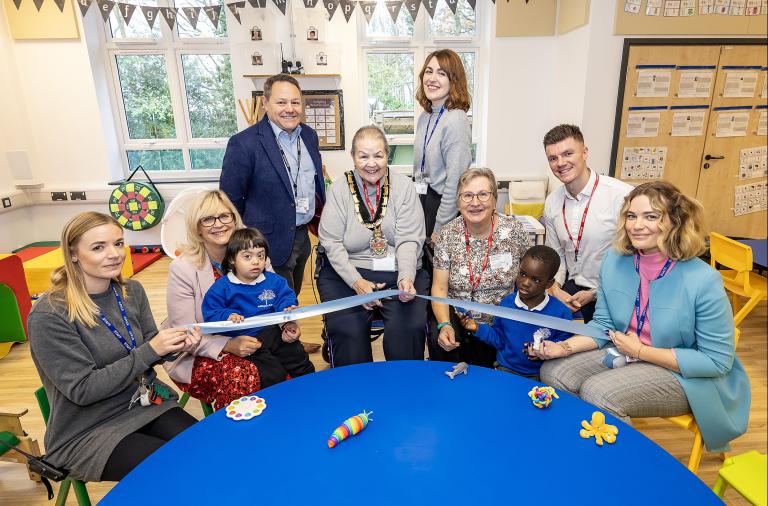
<box><xmin>542</xmin><ymin>124</ymin><xmax>632</xmax><ymax>322</ymax></box>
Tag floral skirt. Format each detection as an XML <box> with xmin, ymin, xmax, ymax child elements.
<box><xmin>176</xmin><ymin>354</ymin><xmax>261</xmax><ymax>410</ymax></box>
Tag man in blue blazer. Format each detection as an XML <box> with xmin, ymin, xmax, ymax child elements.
<box><xmin>220</xmin><ymin>74</ymin><xmax>325</xmax><ymax>298</ymax></box>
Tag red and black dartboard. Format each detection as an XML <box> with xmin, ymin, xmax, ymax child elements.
<box><xmin>108</xmin><ymin>181</ymin><xmax>165</xmax><ymax>231</ymax></box>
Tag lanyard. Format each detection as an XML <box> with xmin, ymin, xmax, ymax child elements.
<box><xmin>463</xmin><ymin>217</ymin><xmax>494</xmax><ymax>296</ymax></box>
<box><xmin>277</xmin><ymin>135</ymin><xmax>302</xmax><ymax>197</ymax></box>
<box><xmin>561</xmin><ymin>173</ymin><xmax>600</xmax><ymax>262</ymax></box>
<box><xmin>633</xmin><ymin>254</ymin><xmax>674</xmax><ymax>335</ymax></box>
<box><xmin>419</xmin><ymin>106</ymin><xmax>445</xmax><ymax>174</ymax></box>
<box><xmin>98</xmin><ymin>284</ymin><xmax>137</xmax><ymax>353</ymax></box>
<box><xmin>362</xmin><ymin>180</ymin><xmax>381</xmax><ymax>219</ymax></box>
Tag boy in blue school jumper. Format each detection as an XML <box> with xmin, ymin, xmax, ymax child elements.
<box><xmin>202</xmin><ymin>228</ymin><xmax>314</xmax><ymax>388</ymax></box>
<box><xmin>458</xmin><ymin>245</ymin><xmax>572</xmax><ymax>380</ymax></box>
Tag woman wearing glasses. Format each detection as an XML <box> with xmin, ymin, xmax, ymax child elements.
<box><xmin>318</xmin><ymin>126</ymin><xmax>429</xmax><ymax>367</ymax></box>
<box><xmin>163</xmin><ymin>190</ymin><xmax>271</xmax><ymax>409</ymax></box>
<box><xmin>430</xmin><ymin>168</ymin><xmax>532</xmax><ymax>367</ymax></box>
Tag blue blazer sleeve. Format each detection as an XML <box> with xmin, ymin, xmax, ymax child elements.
<box><xmin>587</xmin><ymin>252</ymin><xmax>617</xmax><ymax>348</ymax></box>
<box><xmin>220</xmin><ymin>133</ymin><xmax>253</xmax><ymax>217</ymax></box>
<box><xmin>201</xmin><ymin>279</ymin><xmax>234</xmax><ymax>323</ymax></box>
<box><xmin>675</xmin><ymin>269</ymin><xmax>736</xmax><ymax>378</ymax></box>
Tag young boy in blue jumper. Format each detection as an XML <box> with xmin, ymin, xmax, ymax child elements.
<box><xmin>202</xmin><ymin>228</ymin><xmax>314</xmax><ymax>388</ymax></box>
<box><xmin>458</xmin><ymin>245</ymin><xmax>572</xmax><ymax>380</ymax></box>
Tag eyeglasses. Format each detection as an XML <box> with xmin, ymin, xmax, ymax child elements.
<box><xmin>459</xmin><ymin>191</ymin><xmax>493</xmax><ymax>203</ymax></box>
<box><xmin>200</xmin><ymin>213</ymin><xmax>235</xmax><ymax>227</ymax></box>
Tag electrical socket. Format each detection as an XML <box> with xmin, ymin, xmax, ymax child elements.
<box><xmin>51</xmin><ymin>192</ymin><xmax>68</xmax><ymax>201</ymax></box>
<box><xmin>2</xmin><ymin>197</ymin><xmax>11</xmax><ymax>208</ymax></box>
<box><xmin>70</xmin><ymin>191</ymin><xmax>86</xmax><ymax>201</ymax></box>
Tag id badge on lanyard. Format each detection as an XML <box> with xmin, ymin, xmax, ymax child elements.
<box><xmin>416</xmin><ymin>106</ymin><xmax>445</xmax><ymax>194</ymax></box>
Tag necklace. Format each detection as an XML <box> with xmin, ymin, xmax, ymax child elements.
<box><xmin>345</xmin><ymin>170</ymin><xmax>390</xmax><ymax>257</ymax></box>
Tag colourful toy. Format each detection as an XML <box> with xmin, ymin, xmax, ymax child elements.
<box><xmin>528</xmin><ymin>385</ymin><xmax>558</xmax><ymax>408</ymax></box>
<box><xmin>225</xmin><ymin>395</ymin><xmax>267</xmax><ymax>421</ymax></box>
<box><xmin>445</xmin><ymin>362</ymin><xmax>468</xmax><ymax>379</ymax></box>
<box><xmin>0</xmin><ymin>255</ymin><xmax>32</xmax><ymax>359</ymax></box>
<box><xmin>327</xmin><ymin>411</ymin><xmax>373</xmax><ymax>448</ymax></box>
<box><xmin>579</xmin><ymin>411</ymin><xmax>619</xmax><ymax>446</ymax></box>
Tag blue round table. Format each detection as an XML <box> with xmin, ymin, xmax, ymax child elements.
<box><xmin>101</xmin><ymin>361</ymin><xmax>721</xmax><ymax>505</ymax></box>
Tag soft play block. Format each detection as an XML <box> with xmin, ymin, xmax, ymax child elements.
<box><xmin>23</xmin><ymin>246</ymin><xmax>134</xmax><ymax>295</ymax></box>
<box><xmin>131</xmin><ymin>252</ymin><xmax>163</xmax><ymax>274</ymax></box>
<box><xmin>12</xmin><ymin>246</ymin><xmax>57</xmax><ymax>263</ymax></box>
<box><xmin>0</xmin><ymin>255</ymin><xmax>31</xmax><ymax>359</ymax></box>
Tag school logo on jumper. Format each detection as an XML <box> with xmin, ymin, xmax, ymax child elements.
<box><xmin>258</xmin><ymin>290</ymin><xmax>276</xmax><ymax>308</ymax></box>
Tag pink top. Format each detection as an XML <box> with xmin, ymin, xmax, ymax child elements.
<box><xmin>625</xmin><ymin>250</ymin><xmax>676</xmax><ymax>345</ymax></box>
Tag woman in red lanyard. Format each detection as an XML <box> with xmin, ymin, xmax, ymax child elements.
<box><xmin>28</xmin><ymin>212</ymin><xmax>201</xmax><ymax>483</ymax></box>
<box><xmin>317</xmin><ymin>126</ymin><xmax>430</xmax><ymax>367</ymax></box>
<box><xmin>413</xmin><ymin>49</ymin><xmax>473</xmax><ymax>245</ymax></box>
<box><xmin>531</xmin><ymin>182</ymin><xmax>749</xmax><ymax>454</ymax></box>
<box><xmin>430</xmin><ymin>168</ymin><xmax>532</xmax><ymax>368</ymax></box>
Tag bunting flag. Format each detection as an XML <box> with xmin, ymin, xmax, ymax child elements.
<box><xmin>248</xmin><ymin>0</ymin><xmax>267</xmax><ymax>7</ymax></box>
<box><xmin>203</xmin><ymin>5</ymin><xmax>222</xmax><ymax>29</ymax></box>
<box><xmin>272</xmin><ymin>0</ymin><xmax>287</xmax><ymax>14</ymax></box>
<box><xmin>359</xmin><ymin>0</ymin><xmax>376</xmax><ymax>22</ymax></box>
<box><xmin>444</xmin><ymin>0</ymin><xmax>458</xmax><ymax>15</ymax></box>
<box><xmin>339</xmin><ymin>0</ymin><xmax>355</xmax><ymax>21</ymax></box>
<box><xmin>323</xmin><ymin>0</ymin><xmax>338</xmax><ymax>19</ymax></box>
<box><xmin>95</xmin><ymin>0</ymin><xmax>115</xmax><ymax>21</ymax></box>
<box><xmin>53</xmin><ymin>0</ymin><xmax>66</xmax><ymax>12</ymax></box>
<box><xmin>77</xmin><ymin>0</ymin><xmax>92</xmax><ymax>16</ymax></box>
<box><xmin>159</xmin><ymin>7</ymin><xmax>177</xmax><ymax>30</ymax></box>
<box><xmin>140</xmin><ymin>5</ymin><xmax>159</xmax><ymax>28</ymax></box>
<box><xmin>182</xmin><ymin>6</ymin><xmax>200</xmax><ymax>29</ymax></box>
<box><xmin>12</xmin><ymin>0</ymin><xmax>22</xmax><ymax>9</ymax></box>
<box><xmin>118</xmin><ymin>2</ymin><xmax>136</xmax><ymax>25</ymax></box>
<box><xmin>384</xmin><ymin>0</ymin><xmax>402</xmax><ymax>22</ymax></box>
<box><xmin>467</xmin><ymin>0</ymin><xmax>476</xmax><ymax>10</ymax></box>
<box><xmin>421</xmin><ymin>0</ymin><xmax>437</xmax><ymax>18</ymax></box>
<box><xmin>32</xmin><ymin>0</ymin><xmax>44</xmax><ymax>11</ymax></box>
<box><xmin>302</xmin><ymin>0</ymin><xmax>318</xmax><ymax>7</ymax></box>
<box><xmin>403</xmin><ymin>0</ymin><xmax>420</xmax><ymax>21</ymax></box>
<box><xmin>227</xmin><ymin>1</ymin><xmax>245</xmax><ymax>23</ymax></box>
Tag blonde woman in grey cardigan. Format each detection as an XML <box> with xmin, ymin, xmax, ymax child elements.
<box><xmin>28</xmin><ymin>212</ymin><xmax>200</xmax><ymax>482</ymax></box>
<box><xmin>413</xmin><ymin>49</ymin><xmax>473</xmax><ymax>243</ymax></box>
<box><xmin>318</xmin><ymin>126</ymin><xmax>429</xmax><ymax>367</ymax></box>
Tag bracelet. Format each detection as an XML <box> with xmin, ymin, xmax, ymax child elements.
<box><xmin>560</xmin><ymin>341</ymin><xmax>573</xmax><ymax>357</ymax></box>
<box><xmin>437</xmin><ymin>321</ymin><xmax>453</xmax><ymax>330</ymax></box>
<box><xmin>636</xmin><ymin>344</ymin><xmax>644</xmax><ymax>360</ymax></box>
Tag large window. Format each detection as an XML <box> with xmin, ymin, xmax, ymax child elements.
<box><xmin>363</xmin><ymin>1</ymin><xmax>482</xmax><ymax>167</ymax></box>
<box><xmin>105</xmin><ymin>0</ymin><xmax>236</xmax><ymax>176</ymax></box>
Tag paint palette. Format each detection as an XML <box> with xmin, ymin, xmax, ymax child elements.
<box><xmin>225</xmin><ymin>395</ymin><xmax>267</xmax><ymax>421</ymax></box>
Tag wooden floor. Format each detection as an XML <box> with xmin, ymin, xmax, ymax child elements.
<box><xmin>0</xmin><ymin>256</ymin><xmax>765</xmax><ymax>505</ymax></box>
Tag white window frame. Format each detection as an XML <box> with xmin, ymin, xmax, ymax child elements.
<box><xmin>102</xmin><ymin>0</ymin><xmax>234</xmax><ymax>179</ymax></box>
<box><xmin>359</xmin><ymin>1</ymin><xmax>484</xmax><ymax>171</ymax></box>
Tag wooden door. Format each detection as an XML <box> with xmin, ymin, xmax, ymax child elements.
<box><xmin>695</xmin><ymin>45</ymin><xmax>768</xmax><ymax>239</ymax></box>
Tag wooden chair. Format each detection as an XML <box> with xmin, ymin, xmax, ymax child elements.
<box><xmin>34</xmin><ymin>387</ymin><xmax>91</xmax><ymax>506</ymax></box>
<box><xmin>0</xmin><ymin>406</ymin><xmax>42</xmax><ymax>481</ymax></box>
<box><xmin>710</xmin><ymin>232</ymin><xmax>768</xmax><ymax>326</ymax></box>
<box><xmin>658</xmin><ymin>328</ymin><xmax>741</xmax><ymax>474</ymax></box>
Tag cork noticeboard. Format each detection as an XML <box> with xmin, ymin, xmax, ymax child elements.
<box><xmin>496</xmin><ymin>0</ymin><xmax>557</xmax><ymax>37</ymax></box>
<box><xmin>3</xmin><ymin>0</ymin><xmax>80</xmax><ymax>40</ymax></box>
<box><xmin>614</xmin><ymin>0</ymin><xmax>767</xmax><ymax>36</ymax></box>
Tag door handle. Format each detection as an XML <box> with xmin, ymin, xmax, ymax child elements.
<box><xmin>703</xmin><ymin>163</ymin><xmax>710</xmax><ymax>169</ymax></box>
<box><xmin>704</xmin><ymin>154</ymin><xmax>725</xmax><ymax>160</ymax></box>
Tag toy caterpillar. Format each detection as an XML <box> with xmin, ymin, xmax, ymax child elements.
<box><xmin>327</xmin><ymin>411</ymin><xmax>373</xmax><ymax>448</ymax></box>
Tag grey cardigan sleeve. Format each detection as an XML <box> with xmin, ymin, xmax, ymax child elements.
<box><xmin>29</xmin><ymin>310</ymin><xmax>161</xmax><ymax>406</ymax></box>
<box><xmin>394</xmin><ymin>179</ymin><xmax>426</xmax><ymax>283</ymax></box>
<box><xmin>434</xmin><ymin>112</ymin><xmax>472</xmax><ymax>234</ymax></box>
<box><xmin>319</xmin><ymin>182</ymin><xmax>363</xmax><ymax>288</ymax></box>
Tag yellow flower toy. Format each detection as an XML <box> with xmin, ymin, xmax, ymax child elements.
<box><xmin>579</xmin><ymin>411</ymin><xmax>619</xmax><ymax>446</ymax></box>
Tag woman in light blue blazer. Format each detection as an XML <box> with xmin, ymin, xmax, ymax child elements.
<box><xmin>533</xmin><ymin>181</ymin><xmax>749</xmax><ymax>452</ymax></box>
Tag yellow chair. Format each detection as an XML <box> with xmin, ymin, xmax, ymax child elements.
<box><xmin>709</xmin><ymin>232</ymin><xmax>768</xmax><ymax>326</ymax></box>
<box><xmin>712</xmin><ymin>450</ymin><xmax>767</xmax><ymax>506</ymax></box>
<box><xmin>658</xmin><ymin>328</ymin><xmax>740</xmax><ymax>474</ymax></box>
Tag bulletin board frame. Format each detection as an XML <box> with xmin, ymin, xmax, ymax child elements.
<box><xmin>609</xmin><ymin>38</ymin><xmax>767</xmax><ymax>178</ymax></box>
<box><xmin>250</xmin><ymin>89</ymin><xmax>345</xmax><ymax>151</ymax></box>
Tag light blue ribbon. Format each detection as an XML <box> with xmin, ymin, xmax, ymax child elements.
<box><xmin>190</xmin><ymin>290</ymin><xmax>606</xmax><ymax>340</ymax></box>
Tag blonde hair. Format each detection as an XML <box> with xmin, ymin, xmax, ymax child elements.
<box><xmin>182</xmin><ymin>190</ymin><xmax>244</xmax><ymax>267</ymax></box>
<box><xmin>49</xmin><ymin>212</ymin><xmax>125</xmax><ymax>327</ymax></box>
<box><xmin>456</xmin><ymin>167</ymin><xmax>498</xmax><ymax>207</ymax></box>
<box><xmin>613</xmin><ymin>181</ymin><xmax>707</xmax><ymax>261</ymax></box>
